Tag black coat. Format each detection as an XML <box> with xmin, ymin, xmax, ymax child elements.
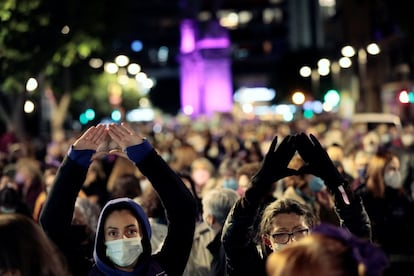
<box><xmin>40</xmin><ymin>148</ymin><xmax>197</xmax><ymax>276</ymax></box>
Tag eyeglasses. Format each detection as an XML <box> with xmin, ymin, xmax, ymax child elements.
<box><xmin>270</xmin><ymin>228</ymin><xmax>309</xmax><ymax>244</ymax></box>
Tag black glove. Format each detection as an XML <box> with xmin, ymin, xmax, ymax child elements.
<box><xmin>296</xmin><ymin>133</ymin><xmax>351</xmax><ymax>205</ymax></box>
<box><xmin>246</xmin><ymin>135</ymin><xmax>297</xmax><ymax>203</ymax></box>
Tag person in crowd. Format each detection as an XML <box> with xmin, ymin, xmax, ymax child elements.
<box><xmin>355</xmin><ymin>149</ymin><xmax>414</xmax><ymax>273</ymax></box>
<box><xmin>169</xmin><ymin>142</ymin><xmax>199</xmax><ymax>175</ymax></box>
<box><xmin>0</xmin><ymin>185</ymin><xmax>32</xmax><ymax>217</ymax></box>
<box><xmin>106</xmin><ymin>154</ymin><xmax>141</xmax><ymax>194</ymax></box>
<box><xmin>33</xmin><ymin>163</ymin><xmax>88</xmax><ymax>222</ymax></box>
<box><xmin>82</xmin><ymin>157</ymin><xmax>111</xmax><ymax>209</ymax></box>
<box><xmin>190</xmin><ymin>157</ymin><xmax>218</xmax><ymax>199</ymax></box>
<box><xmin>68</xmin><ymin>196</ymin><xmax>102</xmax><ymax>274</ymax></box>
<box><xmin>13</xmin><ymin>157</ymin><xmax>43</xmax><ymax>214</ymax></box>
<box><xmin>0</xmin><ymin>164</ymin><xmax>16</xmax><ymax>190</ymax></box>
<box><xmin>326</xmin><ymin>143</ymin><xmax>355</xmax><ymax>185</ymax></box>
<box><xmin>266</xmin><ymin>223</ymin><xmax>388</xmax><ymax>276</ymax></box>
<box><xmin>178</xmin><ymin>171</ymin><xmax>204</xmax><ymax>224</ymax></box>
<box><xmin>241</xmin><ymin>139</ymin><xmax>264</xmax><ymax>164</ymax></box>
<box><xmin>184</xmin><ymin>188</ymin><xmax>240</xmax><ymax>276</ymax></box>
<box><xmin>0</xmin><ymin>213</ymin><xmax>71</xmax><ymax>275</ymax></box>
<box><xmin>40</xmin><ymin>123</ymin><xmax>197</xmax><ymax>276</ymax></box>
<box><xmin>110</xmin><ymin>173</ymin><xmax>142</xmax><ymax>200</ymax></box>
<box><xmin>33</xmin><ymin>164</ymin><xmax>58</xmax><ymax>220</ymax></box>
<box><xmin>216</xmin><ymin>157</ymin><xmax>244</xmax><ymax>191</ymax></box>
<box><xmin>235</xmin><ymin>161</ymin><xmax>260</xmax><ymax>197</ymax></box>
<box><xmin>392</xmin><ymin>123</ymin><xmax>414</xmax><ymax>198</ymax></box>
<box><xmin>222</xmin><ymin>133</ymin><xmax>372</xmax><ymax>276</ymax></box>
<box><xmin>284</xmin><ymin>174</ymin><xmax>340</xmax><ymax>227</ymax></box>
<box><xmin>351</xmin><ymin>149</ymin><xmax>372</xmax><ymax>191</ymax></box>
<box><xmin>135</xmin><ymin>185</ymin><xmax>168</xmax><ymax>254</ymax></box>
<box><xmin>280</xmin><ymin>153</ymin><xmax>340</xmax><ymax>226</ymax></box>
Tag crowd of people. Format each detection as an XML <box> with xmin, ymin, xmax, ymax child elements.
<box><xmin>0</xmin><ymin>114</ymin><xmax>414</xmax><ymax>275</ymax></box>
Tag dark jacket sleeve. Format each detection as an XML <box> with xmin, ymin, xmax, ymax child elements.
<box><xmin>40</xmin><ymin>157</ymin><xmax>87</xmax><ymax>242</ymax></box>
<box><xmin>137</xmin><ymin>149</ymin><xmax>197</xmax><ymax>276</ymax></box>
<box><xmin>221</xmin><ymin>197</ymin><xmax>266</xmax><ymax>276</ymax></box>
<box><xmin>39</xmin><ymin>157</ymin><xmax>92</xmax><ymax>274</ymax></box>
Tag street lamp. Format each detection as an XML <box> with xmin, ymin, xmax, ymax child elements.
<box><xmin>339</xmin><ymin>43</ymin><xmax>381</xmax><ymax>112</ymax></box>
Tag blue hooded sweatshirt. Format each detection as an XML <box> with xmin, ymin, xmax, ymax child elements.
<box><xmin>90</xmin><ymin>197</ymin><xmax>165</xmax><ymax>275</ymax></box>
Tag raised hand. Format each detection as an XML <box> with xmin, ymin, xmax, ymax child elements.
<box><xmin>72</xmin><ymin>124</ymin><xmax>108</xmax><ymax>151</ymax></box>
<box><xmin>296</xmin><ymin>132</ymin><xmax>350</xmax><ymax>204</ymax></box>
<box><xmin>107</xmin><ymin>122</ymin><xmax>145</xmax><ymax>150</ymax></box>
<box><xmin>253</xmin><ymin>135</ymin><xmax>298</xmax><ymax>183</ymax></box>
<box><xmin>247</xmin><ymin>135</ymin><xmax>298</xmax><ymax>202</ymax></box>
<box><xmin>295</xmin><ymin>133</ymin><xmax>343</xmax><ymax>183</ymax></box>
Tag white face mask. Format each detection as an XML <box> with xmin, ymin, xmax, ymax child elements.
<box><xmin>364</xmin><ymin>143</ymin><xmax>378</xmax><ymax>154</ymax></box>
<box><xmin>384</xmin><ymin>171</ymin><xmax>402</xmax><ymax>189</ymax></box>
<box><xmin>271</xmin><ymin>241</ymin><xmax>286</xmax><ymax>252</ymax></box>
<box><xmin>401</xmin><ymin>134</ymin><xmax>413</xmax><ymax>147</ymax></box>
<box><xmin>105</xmin><ymin>237</ymin><xmax>143</xmax><ymax>267</ymax></box>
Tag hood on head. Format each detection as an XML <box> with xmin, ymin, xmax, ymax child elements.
<box><xmin>93</xmin><ymin>197</ymin><xmax>152</xmax><ymax>273</ymax></box>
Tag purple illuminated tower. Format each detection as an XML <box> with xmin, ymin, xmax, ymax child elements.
<box><xmin>179</xmin><ymin>18</ymin><xmax>233</xmax><ymax>118</ymax></box>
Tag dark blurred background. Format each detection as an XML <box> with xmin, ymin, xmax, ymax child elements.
<box><xmin>1</xmin><ymin>0</ymin><xmax>414</xmax><ymax>138</ymax></box>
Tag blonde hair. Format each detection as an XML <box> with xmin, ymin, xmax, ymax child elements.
<box><xmin>266</xmin><ymin>234</ymin><xmax>364</xmax><ymax>276</ymax></box>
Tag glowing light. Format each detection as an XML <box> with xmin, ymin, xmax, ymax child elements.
<box><xmin>241</xmin><ymin>103</ymin><xmax>254</xmax><ymax>113</ymax></box>
<box><xmin>196</xmin><ymin>38</ymin><xmax>230</xmax><ymax>49</ymax></box>
<box><xmin>324</xmin><ymin>89</ymin><xmax>341</xmax><ymax>106</ymax></box>
<box><xmin>131</xmin><ymin>40</ymin><xmax>143</xmax><ymax>52</ymax></box>
<box><xmin>234</xmin><ymin>87</ymin><xmax>276</xmax><ymax>103</ymax></box>
<box><xmin>318</xmin><ymin>66</ymin><xmax>330</xmax><ymax>76</ymax></box>
<box><xmin>115</xmin><ymin>55</ymin><xmax>129</xmax><ymax>67</ymax></box>
<box><xmin>323</xmin><ymin>102</ymin><xmax>334</xmax><ymax>112</ymax></box>
<box><xmin>127</xmin><ymin>63</ymin><xmax>141</xmax><ymax>75</ymax></box>
<box><xmin>317</xmin><ymin>58</ymin><xmax>330</xmax><ymax>68</ymax></box>
<box><xmin>339</xmin><ymin>57</ymin><xmax>352</xmax><ymax>68</ymax></box>
<box><xmin>126</xmin><ymin>108</ymin><xmax>154</xmax><ymax>122</ymax></box>
<box><xmin>366</xmin><ymin>43</ymin><xmax>380</xmax><ymax>55</ymax></box>
<box><xmin>341</xmin><ymin>46</ymin><xmax>355</xmax><ymax>57</ymax></box>
<box><xmin>135</xmin><ymin>72</ymin><xmax>147</xmax><ymax>82</ymax></box>
<box><xmin>26</xmin><ymin>78</ymin><xmax>38</xmax><ymax>92</ymax></box>
<box><xmin>183</xmin><ymin>105</ymin><xmax>194</xmax><ymax>115</ymax></box>
<box><xmin>111</xmin><ymin>110</ymin><xmax>122</xmax><ymax>122</ymax></box>
<box><xmin>180</xmin><ymin>20</ymin><xmax>196</xmax><ymax>53</ymax></box>
<box><xmin>399</xmin><ymin>90</ymin><xmax>410</xmax><ymax>103</ymax></box>
<box><xmin>89</xmin><ymin>58</ymin><xmax>103</xmax><ymax>69</ymax></box>
<box><xmin>85</xmin><ymin>108</ymin><xmax>95</xmax><ymax>120</ymax></box>
<box><xmin>104</xmin><ymin>62</ymin><xmax>119</xmax><ymax>74</ymax></box>
<box><xmin>24</xmin><ymin>100</ymin><xmax>35</xmax><ymax>113</ymax></box>
<box><xmin>61</xmin><ymin>25</ymin><xmax>70</xmax><ymax>35</ymax></box>
<box><xmin>299</xmin><ymin>66</ymin><xmax>312</xmax><ymax>77</ymax></box>
<box><xmin>292</xmin><ymin>91</ymin><xmax>305</xmax><ymax>105</ymax></box>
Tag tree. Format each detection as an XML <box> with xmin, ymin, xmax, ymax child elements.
<box><xmin>0</xmin><ymin>0</ymin><xmax>130</xmax><ymax>141</ymax></box>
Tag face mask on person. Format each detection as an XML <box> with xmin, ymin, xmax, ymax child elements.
<box><xmin>222</xmin><ymin>178</ymin><xmax>238</xmax><ymax>190</ymax></box>
<box><xmin>105</xmin><ymin>237</ymin><xmax>143</xmax><ymax>267</ymax></box>
<box><xmin>401</xmin><ymin>134</ymin><xmax>413</xmax><ymax>147</ymax></box>
<box><xmin>384</xmin><ymin>171</ymin><xmax>402</xmax><ymax>189</ymax></box>
<box><xmin>14</xmin><ymin>172</ymin><xmax>25</xmax><ymax>186</ymax></box>
<box><xmin>271</xmin><ymin>241</ymin><xmax>286</xmax><ymax>252</ymax></box>
<box><xmin>0</xmin><ymin>206</ymin><xmax>16</xmax><ymax>214</ymax></box>
<box><xmin>357</xmin><ymin>167</ymin><xmax>367</xmax><ymax>180</ymax></box>
<box><xmin>380</xmin><ymin>134</ymin><xmax>391</xmax><ymax>145</ymax></box>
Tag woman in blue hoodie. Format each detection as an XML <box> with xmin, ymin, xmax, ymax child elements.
<box><xmin>40</xmin><ymin>123</ymin><xmax>197</xmax><ymax>276</ymax></box>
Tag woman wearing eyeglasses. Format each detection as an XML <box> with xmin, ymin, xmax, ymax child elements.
<box><xmin>222</xmin><ymin>133</ymin><xmax>372</xmax><ymax>276</ymax></box>
<box><xmin>258</xmin><ymin>198</ymin><xmax>314</xmax><ymax>254</ymax></box>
